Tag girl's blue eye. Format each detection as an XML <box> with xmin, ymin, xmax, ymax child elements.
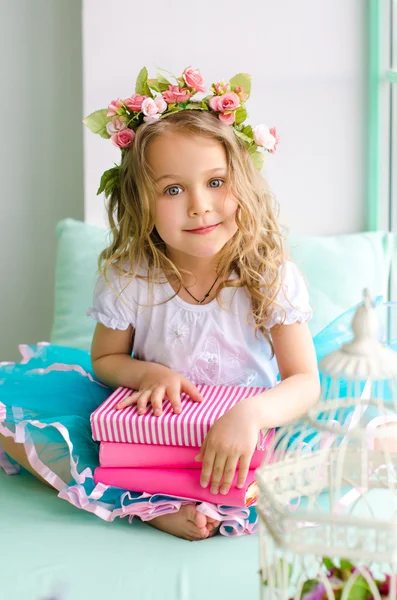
<box><xmin>165</xmin><ymin>185</ymin><xmax>183</xmax><ymax>196</ymax></box>
<box><xmin>209</xmin><ymin>179</ymin><xmax>224</xmax><ymax>188</ymax></box>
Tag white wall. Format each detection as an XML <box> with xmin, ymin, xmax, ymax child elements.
<box><xmin>83</xmin><ymin>0</ymin><xmax>367</xmax><ymax>235</ymax></box>
<box><xmin>0</xmin><ymin>1</ymin><xmax>84</xmax><ymax>361</ymax></box>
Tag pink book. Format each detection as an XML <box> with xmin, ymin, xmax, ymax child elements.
<box><xmin>99</xmin><ymin>433</ymin><xmax>275</xmax><ymax>469</ymax></box>
<box><xmin>94</xmin><ymin>466</ymin><xmax>258</xmax><ymax>507</ymax></box>
<box><xmin>91</xmin><ymin>384</ymin><xmax>271</xmax><ymax>447</ymax></box>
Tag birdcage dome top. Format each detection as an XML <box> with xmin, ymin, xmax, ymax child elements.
<box><xmin>320</xmin><ymin>290</ymin><xmax>397</xmax><ymax>379</ymax></box>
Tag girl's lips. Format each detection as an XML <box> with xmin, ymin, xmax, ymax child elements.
<box><xmin>185</xmin><ymin>223</ymin><xmax>219</xmax><ymax>235</ymax></box>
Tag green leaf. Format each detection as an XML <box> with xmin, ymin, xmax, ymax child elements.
<box><xmin>346</xmin><ymin>576</ymin><xmax>372</xmax><ymax>600</ymax></box>
<box><xmin>229</xmin><ymin>73</ymin><xmax>251</xmax><ymax>98</ymax></box>
<box><xmin>97</xmin><ymin>166</ymin><xmax>120</xmax><ymax>198</ymax></box>
<box><xmin>340</xmin><ymin>560</ymin><xmax>354</xmax><ymax>572</ymax></box>
<box><xmin>242</xmin><ymin>124</ymin><xmax>254</xmax><ymax>139</ymax></box>
<box><xmin>235</xmin><ymin>106</ymin><xmax>247</xmax><ymax>126</ymax></box>
<box><xmin>323</xmin><ymin>557</ymin><xmax>336</xmax><ymax>571</ymax></box>
<box><xmin>135</xmin><ymin>67</ymin><xmax>150</xmax><ymax>96</ymax></box>
<box><xmin>147</xmin><ymin>78</ymin><xmax>161</xmax><ymax>93</ymax></box>
<box><xmin>156</xmin><ymin>73</ymin><xmax>172</xmax><ymax>92</ymax></box>
<box><xmin>234</xmin><ymin>129</ymin><xmax>253</xmax><ymax>145</ymax></box>
<box><xmin>83</xmin><ymin>109</ymin><xmax>111</xmax><ymax>139</ymax></box>
<box><xmin>202</xmin><ymin>94</ymin><xmax>214</xmax><ymax>105</ymax></box>
<box><xmin>250</xmin><ymin>150</ymin><xmax>265</xmax><ymax>171</ymax></box>
<box><xmin>301</xmin><ymin>579</ymin><xmax>320</xmax><ymax>596</ymax></box>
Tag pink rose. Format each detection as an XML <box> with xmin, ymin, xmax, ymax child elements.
<box><xmin>107</xmin><ymin>98</ymin><xmax>123</xmax><ymax>117</ymax></box>
<box><xmin>269</xmin><ymin>127</ymin><xmax>280</xmax><ymax>154</ymax></box>
<box><xmin>124</xmin><ymin>94</ymin><xmax>147</xmax><ymax>113</ymax></box>
<box><xmin>209</xmin><ymin>91</ymin><xmax>240</xmax><ymax>114</ymax></box>
<box><xmin>253</xmin><ymin>124</ymin><xmax>276</xmax><ymax>151</ymax></box>
<box><xmin>218</xmin><ymin>112</ymin><xmax>235</xmax><ymax>125</ymax></box>
<box><xmin>235</xmin><ymin>85</ymin><xmax>248</xmax><ymax>102</ymax></box>
<box><xmin>106</xmin><ymin>116</ymin><xmax>127</xmax><ymax>136</ymax></box>
<box><xmin>182</xmin><ymin>67</ymin><xmax>206</xmax><ymax>92</ymax></box>
<box><xmin>162</xmin><ymin>85</ymin><xmax>192</xmax><ymax>104</ymax></box>
<box><xmin>209</xmin><ymin>95</ymin><xmax>223</xmax><ymax>112</ymax></box>
<box><xmin>213</xmin><ymin>81</ymin><xmax>230</xmax><ymax>95</ymax></box>
<box><xmin>111</xmin><ymin>128</ymin><xmax>135</xmax><ymax>148</ymax></box>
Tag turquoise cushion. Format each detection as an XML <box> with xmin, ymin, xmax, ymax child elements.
<box><xmin>51</xmin><ymin>219</ymin><xmax>109</xmax><ymax>351</ymax></box>
<box><xmin>51</xmin><ymin>219</ymin><xmax>393</xmax><ymax>348</ymax></box>
<box><xmin>288</xmin><ymin>231</ymin><xmax>393</xmax><ymax>336</ymax></box>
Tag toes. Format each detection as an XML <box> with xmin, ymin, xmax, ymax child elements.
<box><xmin>184</xmin><ymin>504</ymin><xmax>200</xmax><ymax>523</ymax></box>
<box><xmin>195</xmin><ymin>511</ymin><xmax>208</xmax><ymax>530</ymax></box>
<box><xmin>183</xmin><ymin>506</ymin><xmax>210</xmax><ymax>540</ymax></box>
<box><xmin>179</xmin><ymin>525</ymin><xmax>206</xmax><ymax>542</ymax></box>
<box><xmin>207</xmin><ymin>520</ymin><xmax>221</xmax><ymax>536</ymax></box>
<box><xmin>206</xmin><ymin>517</ymin><xmax>218</xmax><ymax>524</ymax></box>
<box><xmin>188</xmin><ymin>524</ymin><xmax>209</xmax><ymax>541</ymax></box>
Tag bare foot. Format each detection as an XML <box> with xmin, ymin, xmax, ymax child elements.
<box><xmin>147</xmin><ymin>504</ymin><xmax>220</xmax><ymax>541</ymax></box>
<box><xmin>205</xmin><ymin>515</ymin><xmax>221</xmax><ymax>535</ymax></box>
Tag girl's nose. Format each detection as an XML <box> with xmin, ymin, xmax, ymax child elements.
<box><xmin>187</xmin><ymin>188</ymin><xmax>213</xmax><ymax>217</ymax></box>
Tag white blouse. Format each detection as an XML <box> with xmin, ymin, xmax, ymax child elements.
<box><xmin>87</xmin><ymin>261</ymin><xmax>312</xmax><ymax>388</ymax></box>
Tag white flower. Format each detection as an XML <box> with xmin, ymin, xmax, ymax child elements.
<box><xmin>142</xmin><ymin>96</ymin><xmax>167</xmax><ymax>123</ymax></box>
<box><xmin>168</xmin><ymin>321</ymin><xmax>189</xmax><ymax>347</ymax></box>
<box><xmin>142</xmin><ymin>98</ymin><xmax>158</xmax><ymax>116</ymax></box>
<box><xmin>106</xmin><ymin>116</ymin><xmax>127</xmax><ymax>136</ymax></box>
<box><xmin>253</xmin><ymin>124</ymin><xmax>276</xmax><ymax>150</ymax></box>
<box><xmin>154</xmin><ymin>95</ymin><xmax>167</xmax><ymax>114</ymax></box>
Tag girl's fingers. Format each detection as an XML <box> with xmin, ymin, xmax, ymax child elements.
<box><xmin>236</xmin><ymin>455</ymin><xmax>251</xmax><ymax>489</ymax></box>
<box><xmin>181</xmin><ymin>378</ymin><xmax>203</xmax><ymax>403</ymax></box>
<box><xmin>209</xmin><ymin>454</ymin><xmax>227</xmax><ymax>495</ymax></box>
<box><xmin>200</xmin><ymin>446</ymin><xmax>215</xmax><ymax>489</ymax></box>
<box><xmin>136</xmin><ymin>390</ymin><xmax>152</xmax><ymax>415</ymax></box>
<box><xmin>220</xmin><ymin>455</ymin><xmax>239</xmax><ymax>495</ymax></box>
<box><xmin>116</xmin><ymin>391</ymin><xmax>140</xmax><ymax>409</ymax></box>
<box><xmin>195</xmin><ymin>438</ymin><xmax>207</xmax><ymax>463</ymax></box>
<box><xmin>166</xmin><ymin>385</ymin><xmax>182</xmax><ymax>414</ymax></box>
<box><xmin>150</xmin><ymin>386</ymin><xmax>166</xmax><ymax>416</ymax></box>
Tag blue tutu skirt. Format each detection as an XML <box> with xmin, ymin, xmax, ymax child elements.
<box><xmin>0</xmin><ymin>343</ymin><xmax>259</xmax><ymax>536</ymax></box>
<box><xmin>2</xmin><ymin>301</ymin><xmax>388</xmax><ymax>536</ymax></box>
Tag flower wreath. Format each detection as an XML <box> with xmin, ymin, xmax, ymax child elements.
<box><xmin>84</xmin><ymin>66</ymin><xmax>279</xmax><ymax>198</ymax></box>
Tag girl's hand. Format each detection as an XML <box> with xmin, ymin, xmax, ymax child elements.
<box><xmin>195</xmin><ymin>401</ymin><xmax>259</xmax><ymax>495</ymax></box>
<box><xmin>115</xmin><ymin>362</ymin><xmax>203</xmax><ymax>416</ymax></box>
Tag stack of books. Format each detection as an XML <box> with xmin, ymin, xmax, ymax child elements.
<box><xmin>91</xmin><ymin>385</ymin><xmax>275</xmax><ymax>507</ymax></box>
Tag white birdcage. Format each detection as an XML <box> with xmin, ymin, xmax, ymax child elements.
<box><xmin>257</xmin><ymin>292</ymin><xmax>397</xmax><ymax>600</ymax></box>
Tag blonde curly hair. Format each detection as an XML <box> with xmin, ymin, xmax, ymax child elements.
<box><xmin>99</xmin><ymin>110</ymin><xmax>286</xmax><ymax>346</ymax></box>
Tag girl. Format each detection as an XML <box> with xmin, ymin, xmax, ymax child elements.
<box><xmin>0</xmin><ymin>66</ymin><xmax>320</xmax><ymax>541</ymax></box>
<box><xmin>86</xmin><ymin>67</ymin><xmax>320</xmax><ymax>539</ymax></box>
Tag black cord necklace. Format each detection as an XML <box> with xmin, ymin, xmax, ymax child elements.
<box><xmin>181</xmin><ymin>275</ymin><xmax>220</xmax><ymax>304</ymax></box>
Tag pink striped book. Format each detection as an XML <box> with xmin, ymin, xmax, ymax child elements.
<box><xmin>99</xmin><ymin>435</ymin><xmax>275</xmax><ymax>469</ymax></box>
<box><xmin>94</xmin><ymin>466</ymin><xmax>258</xmax><ymax>507</ymax></box>
<box><xmin>91</xmin><ymin>384</ymin><xmax>271</xmax><ymax>447</ymax></box>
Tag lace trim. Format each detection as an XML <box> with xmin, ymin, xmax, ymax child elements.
<box><xmin>86</xmin><ymin>308</ymin><xmax>131</xmax><ymax>331</ymax></box>
<box><xmin>266</xmin><ymin>308</ymin><xmax>313</xmax><ymax>330</ymax></box>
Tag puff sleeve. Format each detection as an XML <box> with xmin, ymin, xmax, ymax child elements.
<box><xmin>266</xmin><ymin>261</ymin><xmax>312</xmax><ymax>329</ymax></box>
<box><xmin>87</xmin><ymin>267</ymin><xmax>136</xmax><ymax>331</ymax></box>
